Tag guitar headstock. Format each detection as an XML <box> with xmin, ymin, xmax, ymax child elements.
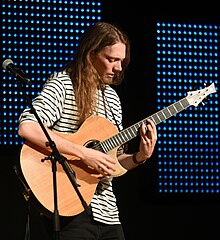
<box><xmin>187</xmin><ymin>82</ymin><xmax>217</xmax><ymax>107</ymax></box>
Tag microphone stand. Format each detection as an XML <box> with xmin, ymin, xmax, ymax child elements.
<box><xmin>17</xmin><ymin>78</ymin><xmax>91</xmax><ymax>239</ymax></box>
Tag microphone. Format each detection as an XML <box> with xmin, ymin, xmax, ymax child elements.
<box><xmin>2</xmin><ymin>59</ymin><xmax>32</xmax><ymax>85</ymax></box>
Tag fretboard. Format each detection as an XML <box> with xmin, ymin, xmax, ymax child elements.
<box><xmin>98</xmin><ymin>96</ymin><xmax>190</xmax><ymax>153</ymax></box>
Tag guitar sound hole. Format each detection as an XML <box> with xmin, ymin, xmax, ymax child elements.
<box><xmin>85</xmin><ymin>140</ymin><xmax>101</xmax><ymax>150</ymax></box>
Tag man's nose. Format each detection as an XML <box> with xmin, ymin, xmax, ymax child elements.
<box><xmin>114</xmin><ymin>61</ymin><xmax>122</xmax><ymax>71</ymax></box>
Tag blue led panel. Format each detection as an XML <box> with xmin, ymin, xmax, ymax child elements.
<box><xmin>156</xmin><ymin>22</ymin><xmax>219</xmax><ymax>194</ymax></box>
<box><xmin>1</xmin><ymin>1</ymin><xmax>102</xmax><ymax>145</ymax></box>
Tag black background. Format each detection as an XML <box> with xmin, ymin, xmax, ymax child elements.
<box><xmin>1</xmin><ymin>1</ymin><xmax>220</xmax><ymax>239</ymax></box>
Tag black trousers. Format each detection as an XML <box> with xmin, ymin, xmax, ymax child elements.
<box><xmin>26</xmin><ymin>204</ymin><xmax>125</xmax><ymax>240</ymax></box>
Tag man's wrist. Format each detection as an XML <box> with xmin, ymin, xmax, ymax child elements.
<box><xmin>132</xmin><ymin>152</ymin><xmax>147</xmax><ymax>165</ymax></box>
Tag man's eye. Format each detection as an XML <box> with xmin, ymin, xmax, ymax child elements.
<box><xmin>108</xmin><ymin>58</ymin><xmax>114</xmax><ymax>62</ymax></box>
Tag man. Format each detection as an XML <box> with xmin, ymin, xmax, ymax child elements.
<box><xmin>18</xmin><ymin>21</ymin><xmax>157</xmax><ymax>240</ymax></box>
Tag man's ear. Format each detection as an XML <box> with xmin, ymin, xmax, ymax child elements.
<box><xmin>90</xmin><ymin>50</ymin><xmax>95</xmax><ymax>63</ymax></box>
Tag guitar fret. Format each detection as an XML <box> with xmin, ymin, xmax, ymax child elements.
<box><xmin>132</xmin><ymin>123</ymin><xmax>139</xmax><ymax>134</ymax></box>
<box><xmin>174</xmin><ymin>101</ymin><xmax>183</xmax><ymax>112</ymax></box>
<box><xmin>106</xmin><ymin>138</ymin><xmax>113</xmax><ymax>150</ymax></box>
<box><xmin>167</xmin><ymin>104</ymin><xmax>177</xmax><ymax>115</ymax></box>
<box><xmin>147</xmin><ymin>116</ymin><xmax>156</xmax><ymax>125</ymax></box>
<box><xmin>129</xmin><ymin>126</ymin><xmax>134</xmax><ymax>136</ymax></box>
<box><xmin>133</xmin><ymin>122</ymin><xmax>142</xmax><ymax>134</ymax></box>
<box><xmin>122</xmin><ymin>130</ymin><xmax>129</xmax><ymax>143</ymax></box>
<box><xmin>161</xmin><ymin>110</ymin><xmax>167</xmax><ymax>119</ymax></box>
<box><xmin>127</xmin><ymin>128</ymin><xmax>133</xmax><ymax>139</ymax></box>
<box><xmin>106</xmin><ymin>143</ymin><xmax>111</xmax><ymax>152</ymax></box>
<box><xmin>151</xmin><ymin>113</ymin><xmax>161</xmax><ymax>125</ymax></box>
<box><xmin>131</xmin><ymin>125</ymin><xmax>138</xmax><ymax>137</ymax></box>
<box><xmin>108</xmin><ymin>137</ymin><xmax>115</xmax><ymax>149</ymax></box>
<box><xmin>120</xmin><ymin>131</ymin><xmax>127</xmax><ymax>143</ymax></box>
<box><xmin>117</xmin><ymin>132</ymin><xmax>125</xmax><ymax>144</ymax></box>
<box><xmin>112</xmin><ymin>135</ymin><xmax>120</xmax><ymax>147</ymax></box>
<box><xmin>181</xmin><ymin>98</ymin><xmax>190</xmax><ymax>108</ymax></box>
<box><xmin>134</xmin><ymin>124</ymin><xmax>140</xmax><ymax>132</ymax></box>
<box><xmin>179</xmin><ymin>100</ymin><xmax>184</xmax><ymax>108</ymax></box>
<box><xmin>118</xmin><ymin>134</ymin><xmax>124</xmax><ymax>143</ymax></box>
<box><xmin>162</xmin><ymin>108</ymin><xmax>171</xmax><ymax>118</ymax></box>
<box><xmin>157</xmin><ymin>110</ymin><xmax>166</xmax><ymax>122</ymax></box>
<box><xmin>99</xmin><ymin>142</ymin><xmax>108</xmax><ymax>153</ymax></box>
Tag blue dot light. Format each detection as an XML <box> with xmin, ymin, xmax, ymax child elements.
<box><xmin>1</xmin><ymin>1</ymin><xmax>102</xmax><ymax>145</ymax></box>
<box><xmin>156</xmin><ymin>22</ymin><xmax>219</xmax><ymax>194</ymax></box>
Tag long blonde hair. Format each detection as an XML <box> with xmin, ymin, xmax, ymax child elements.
<box><xmin>66</xmin><ymin>22</ymin><xmax>130</xmax><ymax>124</ymax></box>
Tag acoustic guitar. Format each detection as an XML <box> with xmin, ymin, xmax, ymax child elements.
<box><xmin>19</xmin><ymin>83</ymin><xmax>216</xmax><ymax>217</ymax></box>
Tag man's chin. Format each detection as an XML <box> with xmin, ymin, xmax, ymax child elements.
<box><xmin>103</xmin><ymin>77</ymin><xmax>113</xmax><ymax>84</ymax></box>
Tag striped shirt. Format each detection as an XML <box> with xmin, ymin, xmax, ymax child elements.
<box><xmin>19</xmin><ymin>71</ymin><xmax>124</xmax><ymax>225</ymax></box>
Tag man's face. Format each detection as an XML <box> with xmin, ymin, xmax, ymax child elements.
<box><xmin>91</xmin><ymin>42</ymin><xmax>126</xmax><ymax>84</ymax></box>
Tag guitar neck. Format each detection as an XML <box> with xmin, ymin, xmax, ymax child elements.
<box><xmin>99</xmin><ymin>96</ymin><xmax>190</xmax><ymax>153</ymax></box>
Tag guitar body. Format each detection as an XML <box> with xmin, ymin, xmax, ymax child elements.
<box><xmin>19</xmin><ymin>115</ymin><xmax>127</xmax><ymax>217</ymax></box>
